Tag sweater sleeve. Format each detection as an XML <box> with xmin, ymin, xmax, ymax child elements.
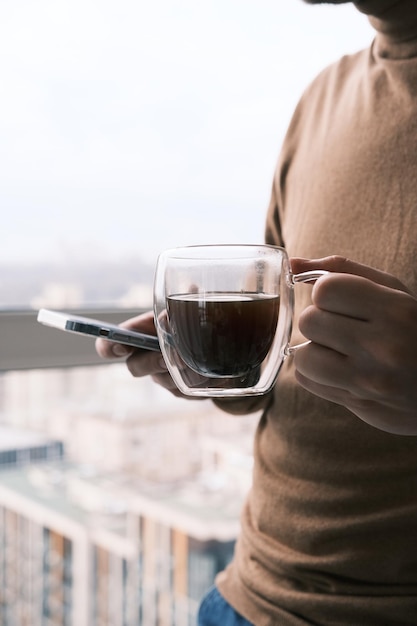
<box><xmin>265</xmin><ymin>177</ymin><xmax>285</xmax><ymax>248</ymax></box>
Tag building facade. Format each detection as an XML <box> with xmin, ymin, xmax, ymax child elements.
<box><xmin>0</xmin><ymin>457</ymin><xmax>242</xmax><ymax>626</ymax></box>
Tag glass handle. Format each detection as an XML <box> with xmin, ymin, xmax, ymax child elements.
<box><xmin>285</xmin><ymin>270</ymin><xmax>329</xmax><ymax>356</ymax></box>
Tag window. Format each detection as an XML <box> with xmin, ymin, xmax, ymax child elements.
<box><xmin>1</xmin><ymin>1</ymin><xmax>372</xmax><ymax>309</ymax></box>
<box><xmin>0</xmin><ymin>3</ymin><xmax>372</xmax><ymax>625</ymax></box>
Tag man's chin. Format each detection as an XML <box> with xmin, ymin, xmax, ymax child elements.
<box><xmin>302</xmin><ymin>0</ymin><xmax>352</xmax><ymax>4</ymax></box>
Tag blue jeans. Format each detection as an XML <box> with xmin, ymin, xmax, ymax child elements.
<box><xmin>197</xmin><ymin>586</ymin><xmax>254</xmax><ymax>626</ymax></box>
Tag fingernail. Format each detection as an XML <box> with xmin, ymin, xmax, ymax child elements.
<box><xmin>112</xmin><ymin>344</ymin><xmax>131</xmax><ymax>357</ymax></box>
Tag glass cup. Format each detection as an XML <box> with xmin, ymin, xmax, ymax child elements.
<box><xmin>154</xmin><ymin>244</ymin><xmax>326</xmax><ymax>398</ymax></box>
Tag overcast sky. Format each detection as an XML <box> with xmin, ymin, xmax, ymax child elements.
<box><xmin>0</xmin><ymin>0</ymin><xmax>373</xmax><ymax>266</ymax></box>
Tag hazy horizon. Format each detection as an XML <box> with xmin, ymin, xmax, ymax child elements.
<box><xmin>1</xmin><ymin>0</ymin><xmax>373</xmax><ymax>269</ymax></box>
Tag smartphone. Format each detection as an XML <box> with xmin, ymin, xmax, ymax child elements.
<box><xmin>37</xmin><ymin>308</ymin><xmax>161</xmax><ymax>352</ymax></box>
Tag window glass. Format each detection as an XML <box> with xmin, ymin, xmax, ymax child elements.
<box><xmin>0</xmin><ymin>0</ymin><xmax>372</xmax><ymax>308</ymax></box>
<box><xmin>0</xmin><ymin>4</ymin><xmax>373</xmax><ymax>623</ymax></box>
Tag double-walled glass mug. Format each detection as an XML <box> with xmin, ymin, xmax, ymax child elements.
<box><xmin>154</xmin><ymin>244</ymin><xmax>327</xmax><ymax>398</ymax></box>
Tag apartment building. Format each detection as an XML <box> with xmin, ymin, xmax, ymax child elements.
<box><xmin>0</xmin><ymin>426</ymin><xmax>248</xmax><ymax>626</ymax></box>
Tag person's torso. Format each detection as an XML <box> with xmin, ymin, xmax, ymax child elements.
<box><xmin>218</xmin><ymin>44</ymin><xmax>417</xmax><ymax>626</ymax></box>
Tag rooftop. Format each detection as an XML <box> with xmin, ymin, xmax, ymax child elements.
<box><xmin>0</xmin><ymin>458</ymin><xmax>245</xmax><ymax>543</ymax></box>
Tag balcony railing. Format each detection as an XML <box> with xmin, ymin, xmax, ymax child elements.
<box><xmin>0</xmin><ymin>308</ymin><xmax>145</xmax><ymax>371</ymax></box>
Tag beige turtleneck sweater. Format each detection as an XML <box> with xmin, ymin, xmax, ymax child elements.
<box><xmin>216</xmin><ymin>2</ymin><xmax>417</xmax><ymax>625</ymax></box>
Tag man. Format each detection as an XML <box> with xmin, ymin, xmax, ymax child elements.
<box><xmin>97</xmin><ymin>1</ymin><xmax>417</xmax><ymax>623</ymax></box>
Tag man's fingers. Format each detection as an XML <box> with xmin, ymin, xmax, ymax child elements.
<box><xmin>126</xmin><ymin>350</ymin><xmax>166</xmax><ymax>378</ymax></box>
<box><xmin>291</xmin><ymin>255</ymin><xmax>409</xmax><ymax>292</ymax></box>
<box><xmin>95</xmin><ymin>310</ymin><xmax>157</xmax><ymax>359</ymax></box>
<box><xmin>311</xmin><ymin>272</ymin><xmax>394</xmax><ymax>320</ymax></box>
<box><xmin>151</xmin><ymin>372</ymin><xmax>185</xmax><ymax>397</ymax></box>
<box><xmin>119</xmin><ymin>310</ymin><xmax>156</xmax><ymax>334</ymax></box>
<box><xmin>95</xmin><ymin>338</ymin><xmax>133</xmax><ymax>359</ymax></box>
<box><xmin>294</xmin><ymin>343</ymin><xmax>351</xmax><ymax>392</ymax></box>
<box><xmin>294</xmin><ymin>370</ymin><xmax>350</xmax><ymax>406</ymax></box>
<box><xmin>299</xmin><ymin>305</ymin><xmax>367</xmax><ymax>355</ymax></box>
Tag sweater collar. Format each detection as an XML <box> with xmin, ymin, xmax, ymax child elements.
<box><xmin>354</xmin><ymin>0</ymin><xmax>417</xmax><ymax>58</ymax></box>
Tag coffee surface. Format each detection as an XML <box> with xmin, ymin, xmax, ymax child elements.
<box><xmin>167</xmin><ymin>292</ymin><xmax>280</xmax><ymax>377</ymax></box>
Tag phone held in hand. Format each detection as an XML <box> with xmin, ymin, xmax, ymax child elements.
<box><xmin>37</xmin><ymin>308</ymin><xmax>161</xmax><ymax>352</ymax></box>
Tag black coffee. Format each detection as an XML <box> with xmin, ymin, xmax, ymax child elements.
<box><xmin>167</xmin><ymin>292</ymin><xmax>280</xmax><ymax>377</ymax></box>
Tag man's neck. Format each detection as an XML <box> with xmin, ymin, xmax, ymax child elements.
<box><xmin>355</xmin><ymin>0</ymin><xmax>417</xmax><ymax>58</ymax></box>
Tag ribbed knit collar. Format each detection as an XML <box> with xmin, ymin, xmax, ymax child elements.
<box><xmin>354</xmin><ymin>0</ymin><xmax>417</xmax><ymax>58</ymax></box>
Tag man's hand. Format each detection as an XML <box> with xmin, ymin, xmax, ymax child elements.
<box><xmin>290</xmin><ymin>256</ymin><xmax>417</xmax><ymax>435</ymax></box>
<box><xmin>95</xmin><ymin>310</ymin><xmax>185</xmax><ymax>398</ymax></box>
<box><xmin>95</xmin><ymin>310</ymin><xmax>268</xmax><ymax>412</ymax></box>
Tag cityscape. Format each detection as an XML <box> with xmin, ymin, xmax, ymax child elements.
<box><xmin>0</xmin><ymin>258</ymin><xmax>259</xmax><ymax>625</ymax></box>
<box><xmin>0</xmin><ymin>1</ymin><xmax>374</xmax><ymax>623</ymax></box>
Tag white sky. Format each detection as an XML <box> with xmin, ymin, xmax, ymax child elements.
<box><xmin>0</xmin><ymin>0</ymin><xmax>373</xmax><ymax>266</ymax></box>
